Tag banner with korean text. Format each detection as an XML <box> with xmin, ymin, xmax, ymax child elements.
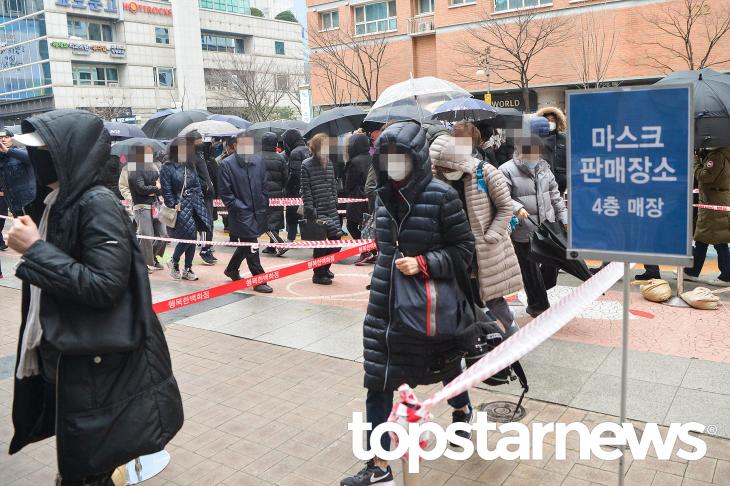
<box><xmin>566</xmin><ymin>85</ymin><xmax>694</xmax><ymax>265</ymax></box>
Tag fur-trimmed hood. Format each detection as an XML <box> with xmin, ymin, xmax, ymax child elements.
<box><xmin>536</xmin><ymin>106</ymin><xmax>567</xmax><ymax>133</ymax></box>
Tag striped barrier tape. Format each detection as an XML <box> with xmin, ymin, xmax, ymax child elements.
<box><xmin>391</xmin><ymin>262</ymin><xmax>627</xmax><ymax>418</ymax></box>
<box><xmin>694</xmin><ymin>203</ymin><xmax>730</xmax><ymax>212</ymax></box>
<box><xmin>121</xmin><ymin>197</ymin><xmax>367</xmax><ymax>208</ymax></box>
<box><xmin>152</xmin><ymin>241</ymin><xmax>376</xmax><ymax>313</ymax></box>
<box><xmin>136</xmin><ymin>234</ymin><xmax>373</xmax><ymax>249</ymax></box>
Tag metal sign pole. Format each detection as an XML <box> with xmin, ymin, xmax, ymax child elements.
<box><xmin>618</xmin><ymin>262</ymin><xmax>630</xmax><ymax>486</ymax></box>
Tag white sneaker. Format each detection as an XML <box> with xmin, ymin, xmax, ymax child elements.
<box><xmin>182</xmin><ymin>268</ymin><xmax>199</xmax><ymax>281</ymax></box>
<box><xmin>672</xmin><ymin>270</ymin><xmax>703</xmax><ymax>282</ymax></box>
<box><xmin>706</xmin><ymin>278</ymin><xmax>730</xmax><ymax>288</ymax></box>
<box><xmin>167</xmin><ymin>261</ymin><xmax>181</xmax><ymax>280</ymax></box>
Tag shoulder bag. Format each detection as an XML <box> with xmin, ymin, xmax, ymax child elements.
<box><xmin>159</xmin><ymin>167</ymin><xmax>186</xmax><ymax>228</ymax></box>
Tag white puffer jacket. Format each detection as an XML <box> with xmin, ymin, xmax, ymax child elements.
<box><xmin>430</xmin><ymin>135</ymin><xmax>523</xmax><ymax>302</ymax></box>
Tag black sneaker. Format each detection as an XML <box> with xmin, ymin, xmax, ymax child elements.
<box><xmin>312</xmin><ymin>276</ymin><xmax>333</xmax><ymax>285</ymax></box>
<box><xmin>262</xmin><ymin>247</ymin><xmax>276</xmax><ymax>254</ymax></box>
<box><xmin>224</xmin><ymin>269</ymin><xmax>242</xmax><ymax>281</ymax></box>
<box><xmin>254</xmin><ymin>283</ymin><xmax>273</xmax><ymax>293</ymax></box>
<box><xmin>200</xmin><ymin>252</ymin><xmax>217</xmax><ymax>266</ymax></box>
<box><xmin>275</xmin><ymin>246</ymin><xmax>289</xmax><ymax>257</ymax></box>
<box><xmin>450</xmin><ymin>405</ymin><xmax>474</xmax><ymax>445</ymax></box>
<box><xmin>340</xmin><ymin>461</ymin><xmax>394</xmax><ymax>486</ymax></box>
<box><xmin>326</xmin><ymin>270</ymin><xmax>335</xmax><ymax>279</ymax></box>
<box><xmin>634</xmin><ymin>271</ymin><xmax>661</xmax><ymax>281</ymax></box>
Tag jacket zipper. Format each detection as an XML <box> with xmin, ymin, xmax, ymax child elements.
<box><xmin>381</xmin><ymin>190</ymin><xmax>412</xmax><ymax>391</ymax></box>
<box><xmin>533</xmin><ymin>171</ymin><xmax>541</xmax><ymax>224</ymax></box>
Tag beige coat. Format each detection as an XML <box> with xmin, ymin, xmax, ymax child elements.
<box><xmin>430</xmin><ymin>135</ymin><xmax>523</xmax><ymax>302</ymax></box>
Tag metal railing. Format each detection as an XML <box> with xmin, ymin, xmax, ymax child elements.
<box><xmin>407</xmin><ymin>14</ymin><xmax>435</xmax><ymax>35</ymax></box>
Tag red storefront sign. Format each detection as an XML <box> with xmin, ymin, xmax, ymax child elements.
<box><xmin>123</xmin><ymin>2</ymin><xmax>172</xmax><ymax>15</ymax></box>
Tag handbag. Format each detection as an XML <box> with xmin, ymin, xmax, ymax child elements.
<box><xmin>159</xmin><ymin>167</ymin><xmax>186</xmax><ymax>228</ymax></box>
<box><xmin>391</xmin><ymin>248</ymin><xmax>476</xmax><ymax>339</ymax></box>
<box><xmin>680</xmin><ymin>287</ymin><xmax>729</xmax><ymax>310</ymax></box>
<box><xmin>630</xmin><ymin>278</ymin><xmax>672</xmax><ymax>303</ymax></box>
<box><xmin>299</xmin><ymin>218</ymin><xmax>328</xmax><ymax>240</ymax></box>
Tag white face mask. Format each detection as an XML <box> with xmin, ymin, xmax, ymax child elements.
<box><xmin>380</xmin><ymin>152</ymin><xmax>412</xmax><ymax>182</ymax></box>
<box><xmin>548</xmin><ymin>122</ymin><xmax>557</xmax><ymax>132</ymax></box>
<box><xmin>443</xmin><ymin>170</ymin><xmax>464</xmax><ymax>181</ymax></box>
<box><xmin>523</xmin><ymin>160</ymin><xmax>539</xmax><ymax>170</ymax></box>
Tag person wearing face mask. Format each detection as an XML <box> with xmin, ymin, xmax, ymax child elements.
<box><xmin>344</xmin><ymin>132</ymin><xmax>373</xmax><ymax>265</ymax></box>
<box><xmin>217</xmin><ymin>130</ymin><xmax>273</xmax><ymax>292</ymax></box>
<box><xmin>301</xmin><ymin>133</ymin><xmax>343</xmax><ymax>285</ymax></box>
<box><xmin>431</xmin><ymin>126</ymin><xmax>523</xmax><ymax>337</ymax></box>
<box><xmin>0</xmin><ymin>127</ymin><xmax>31</xmax><ymax>252</ymax></box>
<box><xmin>536</xmin><ymin>106</ymin><xmax>567</xmax><ymax>194</ymax></box>
<box><xmin>500</xmin><ymin>116</ymin><xmax>567</xmax><ymax>318</ymax></box>
<box><xmin>6</xmin><ymin>109</ymin><xmax>183</xmax><ymax>486</ymax></box>
<box><xmin>340</xmin><ymin>122</ymin><xmax>476</xmax><ymax>486</ymax></box>
<box><xmin>160</xmin><ymin>136</ymin><xmax>213</xmax><ymax>281</ymax></box>
<box><xmin>128</xmin><ymin>144</ymin><xmax>167</xmax><ymax>271</ymax></box>
<box><xmin>282</xmin><ymin>129</ymin><xmax>311</xmax><ymax>240</ymax></box>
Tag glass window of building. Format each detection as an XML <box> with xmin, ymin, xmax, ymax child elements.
<box><xmin>201</xmin><ymin>32</ymin><xmax>245</xmax><ymax>53</ymax></box>
<box><xmin>320</xmin><ymin>10</ymin><xmax>339</xmax><ymax>30</ymax></box>
<box><xmin>155</xmin><ymin>67</ymin><xmax>175</xmax><ymax>87</ymax></box>
<box><xmin>418</xmin><ymin>0</ymin><xmax>434</xmax><ymax>14</ymax></box>
<box><xmin>67</xmin><ymin>18</ymin><xmax>114</xmax><ymax>41</ymax></box>
<box><xmin>275</xmin><ymin>74</ymin><xmax>288</xmax><ymax>91</ymax></box>
<box><xmin>0</xmin><ymin>12</ymin><xmax>52</xmax><ymax>103</ymax></box>
<box><xmin>198</xmin><ymin>0</ymin><xmax>251</xmax><ymax>14</ymax></box>
<box><xmin>72</xmin><ymin>65</ymin><xmax>119</xmax><ymax>86</ymax></box>
<box><xmin>274</xmin><ymin>40</ymin><xmax>285</xmax><ymax>55</ymax></box>
<box><xmin>354</xmin><ymin>1</ymin><xmax>396</xmax><ymax>35</ymax></box>
<box><xmin>493</xmin><ymin>0</ymin><xmax>550</xmax><ymax>11</ymax></box>
<box><xmin>155</xmin><ymin>27</ymin><xmax>170</xmax><ymax>44</ymax></box>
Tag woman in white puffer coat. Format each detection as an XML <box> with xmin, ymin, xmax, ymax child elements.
<box><xmin>430</xmin><ymin>122</ymin><xmax>523</xmax><ymax>335</ymax></box>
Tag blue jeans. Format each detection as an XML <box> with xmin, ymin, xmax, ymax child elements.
<box><xmin>365</xmin><ymin>377</ymin><xmax>471</xmax><ymax>453</ymax></box>
<box><xmin>685</xmin><ymin>241</ymin><xmax>730</xmax><ymax>282</ymax></box>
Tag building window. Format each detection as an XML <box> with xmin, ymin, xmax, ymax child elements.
<box><xmin>198</xmin><ymin>0</ymin><xmax>251</xmax><ymax>14</ymax></box>
<box><xmin>418</xmin><ymin>0</ymin><xmax>434</xmax><ymax>14</ymax></box>
<box><xmin>67</xmin><ymin>18</ymin><xmax>113</xmax><ymax>42</ymax></box>
<box><xmin>274</xmin><ymin>41</ymin><xmax>285</xmax><ymax>55</ymax></box>
<box><xmin>72</xmin><ymin>65</ymin><xmax>119</xmax><ymax>86</ymax></box>
<box><xmin>155</xmin><ymin>27</ymin><xmax>169</xmax><ymax>44</ymax></box>
<box><xmin>354</xmin><ymin>1</ymin><xmax>397</xmax><ymax>35</ymax></box>
<box><xmin>155</xmin><ymin>67</ymin><xmax>175</xmax><ymax>87</ymax></box>
<box><xmin>275</xmin><ymin>74</ymin><xmax>289</xmax><ymax>91</ymax></box>
<box><xmin>450</xmin><ymin>0</ymin><xmax>475</xmax><ymax>5</ymax></box>
<box><xmin>201</xmin><ymin>32</ymin><xmax>245</xmax><ymax>53</ymax></box>
<box><xmin>319</xmin><ymin>10</ymin><xmax>339</xmax><ymax>30</ymax></box>
<box><xmin>494</xmin><ymin>0</ymin><xmax>551</xmax><ymax>12</ymax></box>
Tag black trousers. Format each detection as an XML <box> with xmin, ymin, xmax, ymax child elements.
<box><xmin>226</xmin><ymin>236</ymin><xmax>264</xmax><ymax>276</ymax></box>
<box><xmin>58</xmin><ymin>472</ymin><xmax>114</xmax><ymax>486</ymax></box>
<box><xmin>0</xmin><ymin>196</ymin><xmax>7</xmax><ymax>245</ymax></box>
<box><xmin>513</xmin><ymin>240</ymin><xmax>558</xmax><ymax>313</ymax></box>
<box><xmin>313</xmin><ymin>246</ymin><xmax>340</xmax><ymax>277</ymax></box>
<box><xmin>346</xmin><ymin>219</ymin><xmax>362</xmax><ymax>240</ymax></box>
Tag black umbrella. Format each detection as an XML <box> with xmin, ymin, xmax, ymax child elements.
<box><xmin>277</xmin><ymin>119</ymin><xmax>308</xmax><ymax>132</ymax></box>
<box><xmin>245</xmin><ymin>121</ymin><xmax>289</xmax><ymax>142</ymax></box>
<box><xmin>104</xmin><ymin>121</ymin><xmax>146</xmax><ymax>140</ymax></box>
<box><xmin>141</xmin><ymin>109</ymin><xmax>179</xmax><ymax>137</ymax></box>
<box><xmin>362</xmin><ymin>104</ymin><xmax>432</xmax><ymax>132</ymax></box>
<box><xmin>655</xmin><ymin>68</ymin><xmax>730</xmax><ymax>148</ymax></box>
<box><xmin>207</xmin><ymin>114</ymin><xmax>251</xmax><ymax>129</ymax></box>
<box><xmin>149</xmin><ymin>110</ymin><xmax>211</xmax><ymax>140</ymax></box>
<box><xmin>528</xmin><ymin>219</ymin><xmax>593</xmax><ymax>281</ymax></box>
<box><xmin>304</xmin><ymin>106</ymin><xmax>367</xmax><ymax>139</ymax></box>
<box><xmin>111</xmin><ymin>137</ymin><xmax>166</xmax><ymax>157</ymax></box>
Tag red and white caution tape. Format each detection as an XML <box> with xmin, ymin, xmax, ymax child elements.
<box><xmin>152</xmin><ymin>241</ymin><xmax>376</xmax><ymax>313</ymax></box>
<box><xmin>694</xmin><ymin>203</ymin><xmax>730</xmax><ymax>212</ymax></box>
<box><xmin>396</xmin><ymin>262</ymin><xmax>627</xmax><ymax>415</ymax></box>
<box><xmin>137</xmin><ymin>234</ymin><xmax>373</xmax><ymax>249</ymax></box>
<box><xmin>122</xmin><ymin>197</ymin><xmax>367</xmax><ymax>208</ymax></box>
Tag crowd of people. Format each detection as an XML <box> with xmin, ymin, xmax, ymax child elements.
<box><xmin>0</xmin><ymin>105</ymin><xmax>728</xmax><ymax>485</ymax></box>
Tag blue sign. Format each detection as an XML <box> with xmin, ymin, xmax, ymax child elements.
<box><xmin>567</xmin><ymin>86</ymin><xmax>693</xmax><ymax>264</ymax></box>
<box><xmin>55</xmin><ymin>0</ymin><xmax>118</xmax><ymax>13</ymax></box>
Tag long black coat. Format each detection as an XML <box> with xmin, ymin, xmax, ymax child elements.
<box><xmin>159</xmin><ymin>160</ymin><xmax>212</xmax><ymax>240</ymax></box>
<box><xmin>218</xmin><ymin>153</ymin><xmax>268</xmax><ymax>239</ymax></box>
<box><xmin>364</xmin><ymin>122</ymin><xmax>475</xmax><ymax>392</ymax></box>
<box><xmin>9</xmin><ymin>109</ymin><xmax>183</xmax><ymax>480</ymax></box>
<box><xmin>541</xmin><ymin>131</ymin><xmax>567</xmax><ymax>193</ymax></box>
<box><xmin>301</xmin><ymin>154</ymin><xmax>341</xmax><ymax>239</ymax></box>
<box><xmin>344</xmin><ymin>133</ymin><xmax>370</xmax><ymax>226</ymax></box>
<box><xmin>128</xmin><ymin>166</ymin><xmax>160</xmax><ymax>206</ymax></box>
<box><xmin>282</xmin><ymin>129</ymin><xmax>309</xmax><ymax>198</ymax></box>
<box><xmin>261</xmin><ymin>132</ymin><xmax>287</xmax><ymax>231</ymax></box>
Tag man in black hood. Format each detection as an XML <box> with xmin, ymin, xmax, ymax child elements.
<box><xmin>6</xmin><ymin>109</ymin><xmax>183</xmax><ymax>485</ymax></box>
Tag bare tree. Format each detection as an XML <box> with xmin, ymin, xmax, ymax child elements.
<box><xmin>455</xmin><ymin>12</ymin><xmax>571</xmax><ymax>111</ymax></box>
<box><xmin>641</xmin><ymin>0</ymin><xmax>730</xmax><ymax>72</ymax></box>
<box><xmin>571</xmin><ymin>12</ymin><xmax>618</xmax><ymax>89</ymax></box>
<box><xmin>308</xmin><ymin>28</ymin><xmax>390</xmax><ymax>105</ymax></box>
<box><xmin>310</xmin><ymin>59</ymin><xmax>356</xmax><ymax>107</ymax></box>
<box><xmin>206</xmin><ymin>55</ymin><xmax>301</xmax><ymax>122</ymax></box>
<box><xmin>79</xmin><ymin>96</ymin><xmax>130</xmax><ymax>121</ymax></box>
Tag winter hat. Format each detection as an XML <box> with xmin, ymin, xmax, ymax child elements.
<box><xmin>0</xmin><ymin>127</ymin><xmax>14</xmax><ymax>137</ymax></box>
<box><xmin>530</xmin><ymin>116</ymin><xmax>551</xmax><ymax>139</ymax></box>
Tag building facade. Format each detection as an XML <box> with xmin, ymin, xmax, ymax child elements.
<box><xmin>0</xmin><ymin>0</ymin><xmax>305</xmax><ymax>125</ymax></box>
<box><xmin>306</xmin><ymin>0</ymin><xmax>730</xmax><ymax>112</ymax></box>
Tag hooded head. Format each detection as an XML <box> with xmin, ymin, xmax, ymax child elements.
<box><xmin>535</xmin><ymin>106</ymin><xmax>567</xmax><ymax>133</ymax></box>
<box><xmin>21</xmin><ymin>109</ymin><xmax>110</xmax><ymax>208</ymax></box>
<box><xmin>374</xmin><ymin>121</ymin><xmax>430</xmax><ymax>190</ymax></box>
<box><xmin>282</xmin><ymin>128</ymin><xmax>305</xmax><ymax>155</ymax></box>
<box><xmin>430</xmin><ymin>134</ymin><xmax>476</xmax><ymax>176</ymax></box>
<box><xmin>261</xmin><ymin>132</ymin><xmax>279</xmax><ymax>152</ymax></box>
<box><xmin>347</xmin><ymin>133</ymin><xmax>371</xmax><ymax>160</ymax></box>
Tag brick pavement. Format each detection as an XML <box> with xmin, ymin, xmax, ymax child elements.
<box><xmin>2</xmin><ymin>285</ymin><xmax>730</xmax><ymax>485</ymax></box>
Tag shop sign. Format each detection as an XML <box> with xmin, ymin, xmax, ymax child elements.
<box><xmin>55</xmin><ymin>0</ymin><xmax>118</xmax><ymax>13</ymax></box>
<box><xmin>51</xmin><ymin>40</ymin><xmax>126</xmax><ymax>58</ymax></box>
<box><xmin>123</xmin><ymin>2</ymin><xmax>172</xmax><ymax>15</ymax></box>
<box><xmin>488</xmin><ymin>90</ymin><xmax>538</xmax><ymax>112</ymax></box>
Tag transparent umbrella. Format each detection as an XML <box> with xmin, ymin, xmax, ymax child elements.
<box><xmin>178</xmin><ymin>120</ymin><xmax>238</xmax><ymax>138</ymax></box>
<box><xmin>371</xmin><ymin>76</ymin><xmax>471</xmax><ymax>113</ymax></box>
